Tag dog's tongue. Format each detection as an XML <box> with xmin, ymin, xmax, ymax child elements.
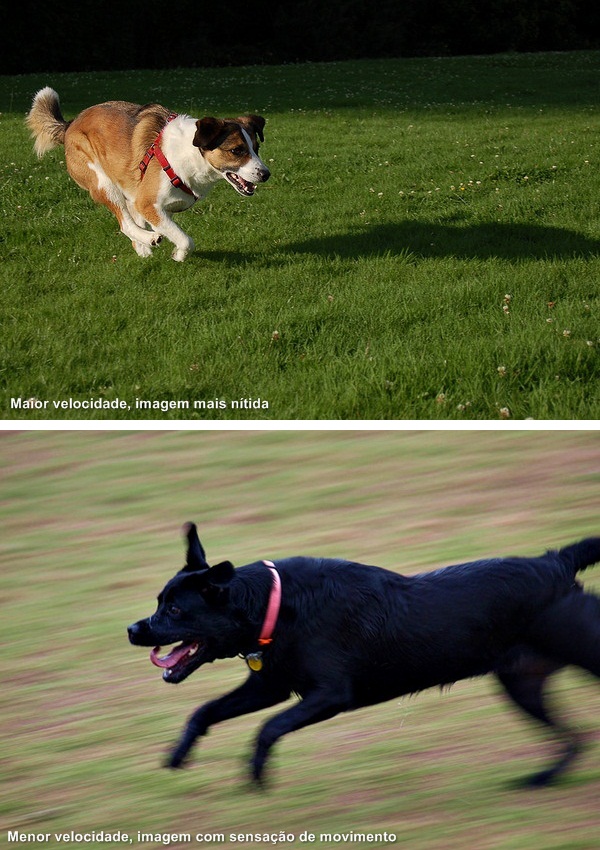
<box><xmin>150</xmin><ymin>643</ymin><xmax>197</xmax><ymax>669</ymax></box>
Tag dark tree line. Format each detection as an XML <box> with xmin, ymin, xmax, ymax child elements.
<box><xmin>3</xmin><ymin>0</ymin><xmax>598</xmax><ymax>75</ymax></box>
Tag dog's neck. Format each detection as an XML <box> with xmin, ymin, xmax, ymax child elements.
<box><xmin>162</xmin><ymin>118</ymin><xmax>224</xmax><ymax>195</ymax></box>
<box><xmin>243</xmin><ymin>562</ymin><xmax>281</xmax><ymax>672</ymax></box>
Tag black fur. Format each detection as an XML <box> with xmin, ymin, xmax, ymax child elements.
<box><xmin>128</xmin><ymin>525</ymin><xmax>600</xmax><ymax>788</ymax></box>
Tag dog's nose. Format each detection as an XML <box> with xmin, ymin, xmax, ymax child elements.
<box><xmin>127</xmin><ymin>622</ymin><xmax>139</xmax><ymax>643</ymax></box>
<box><xmin>260</xmin><ymin>168</ymin><xmax>270</xmax><ymax>183</ymax></box>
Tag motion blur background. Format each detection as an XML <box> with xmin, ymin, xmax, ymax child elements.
<box><xmin>2</xmin><ymin>430</ymin><xmax>599</xmax><ymax>848</ymax></box>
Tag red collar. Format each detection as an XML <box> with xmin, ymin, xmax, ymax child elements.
<box><xmin>139</xmin><ymin>113</ymin><xmax>196</xmax><ymax>198</ymax></box>
<box><xmin>258</xmin><ymin>561</ymin><xmax>281</xmax><ymax>646</ymax></box>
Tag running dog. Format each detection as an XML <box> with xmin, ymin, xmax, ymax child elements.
<box><xmin>128</xmin><ymin>525</ymin><xmax>600</xmax><ymax>788</ymax></box>
<box><xmin>26</xmin><ymin>88</ymin><xmax>270</xmax><ymax>261</ymax></box>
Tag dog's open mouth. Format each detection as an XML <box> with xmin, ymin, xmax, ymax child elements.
<box><xmin>224</xmin><ymin>172</ymin><xmax>256</xmax><ymax>196</ymax></box>
<box><xmin>150</xmin><ymin>641</ymin><xmax>204</xmax><ymax>682</ymax></box>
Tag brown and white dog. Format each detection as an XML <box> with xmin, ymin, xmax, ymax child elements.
<box><xmin>26</xmin><ymin>88</ymin><xmax>270</xmax><ymax>261</ymax></box>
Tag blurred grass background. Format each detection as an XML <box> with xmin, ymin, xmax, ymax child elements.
<box><xmin>1</xmin><ymin>429</ymin><xmax>599</xmax><ymax>849</ymax></box>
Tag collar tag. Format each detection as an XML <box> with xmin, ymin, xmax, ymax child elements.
<box><xmin>246</xmin><ymin>652</ymin><xmax>263</xmax><ymax>671</ymax></box>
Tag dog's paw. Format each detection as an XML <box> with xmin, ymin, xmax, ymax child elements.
<box><xmin>165</xmin><ymin>752</ymin><xmax>186</xmax><ymax>770</ymax></box>
<box><xmin>248</xmin><ymin>771</ymin><xmax>270</xmax><ymax>793</ymax></box>
<box><xmin>171</xmin><ymin>247</ymin><xmax>192</xmax><ymax>262</ymax></box>
<box><xmin>171</xmin><ymin>237</ymin><xmax>195</xmax><ymax>262</ymax></box>
<box><xmin>524</xmin><ymin>769</ymin><xmax>559</xmax><ymax>789</ymax></box>
<box><xmin>248</xmin><ymin>756</ymin><xmax>271</xmax><ymax>791</ymax></box>
<box><xmin>132</xmin><ymin>241</ymin><xmax>153</xmax><ymax>258</ymax></box>
<box><xmin>508</xmin><ymin>769</ymin><xmax>558</xmax><ymax>790</ymax></box>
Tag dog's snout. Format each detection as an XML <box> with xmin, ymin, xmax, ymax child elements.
<box><xmin>128</xmin><ymin>616</ymin><xmax>157</xmax><ymax>647</ymax></box>
<box><xmin>260</xmin><ymin>168</ymin><xmax>270</xmax><ymax>183</ymax></box>
<box><xmin>128</xmin><ymin>621</ymin><xmax>143</xmax><ymax>644</ymax></box>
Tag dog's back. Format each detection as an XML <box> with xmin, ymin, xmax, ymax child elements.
<box><xmin>67</xmin><ymin>101</ymin><xmax>173</xmax><ymax>167</ymax></box>
<box><xmin>250</xmin><ymin>544</ymin><xmax>599</xmax><ymax>701</ymax></box>
<box><xmin>62</xmin><ymin>101</ymin><xmax>173</xmax><ymax>191</ymax></box>
<box><xmin>27</xmin><ymin>89</ymin><xmax>173</xmax><ymax>164</ymax></box>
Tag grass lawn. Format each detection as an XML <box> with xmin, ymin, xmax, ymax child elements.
<box><xmin>1</xmin><ymin>53</ymin><xmax>599</xmax><ymax>420</ymax></box>
<box><xmin>2</xmin><ymin>430</ymin><xmax>600</xmax><ymax>849</ymax></box>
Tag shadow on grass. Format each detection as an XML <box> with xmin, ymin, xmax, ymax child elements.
<box><xmin>196</xmin><ymin>221</ymin><xmax>600</xmax><ymax>268</ymax></box>
<box><xmin>283</xmin><ymin>221</ymin><xmax>600</xmax><ymax>262</ymax></box>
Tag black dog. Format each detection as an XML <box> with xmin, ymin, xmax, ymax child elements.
<box><xmin>128</xmin><ymin>524</ymin><xmax>600</xmax><ymax>787</ymax></box>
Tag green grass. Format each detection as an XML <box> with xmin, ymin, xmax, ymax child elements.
<box><xmin>1</xmin><ymin>53</ymin><xmax>599</xmax><ymax>419</ymax></box>
<box><xmin>2</xmin><ymin>431</ymin><xmax>600</xmax><ymax>849</ymax></box>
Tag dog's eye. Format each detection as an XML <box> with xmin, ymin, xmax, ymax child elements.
<box><xmin>228</xmin><ymin>146</ymin><xmax>246</xmax><ymax>157</ymax></box>
<box><xmin>168</xmin><ymin>604</ymin><xmax>182</xmax><ymax>617</ymax></box>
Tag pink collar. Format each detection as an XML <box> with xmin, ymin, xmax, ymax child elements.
<box><xmin>258</xmin><ymin>561</ymin><xmax>281</xmax><ymax>646</ymax></box>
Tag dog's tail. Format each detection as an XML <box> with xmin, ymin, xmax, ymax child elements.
<box><xmin>558</xmin><ymin>538</ymin><xmax>600</xmax><ymax>573</ymax></box>
<box><xmin>26</xmin><ymin>87</ymin><xmax>70</xmax><ymax>158</ymax></box>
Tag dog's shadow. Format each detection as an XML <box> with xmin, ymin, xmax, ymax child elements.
<box><xmin>283</xmin><ymin>220</ymin><xmax>600</xmax><ymax>263</ymax></box>
<box><xmin>196</xmin><ymin>220</ymin><xmax>600</xmax><ymax>267</ymax></box>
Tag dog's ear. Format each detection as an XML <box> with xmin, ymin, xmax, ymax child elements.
<box><xmin>237</xmin><ymin>114</ymin><xmax>265</xmax><ymax>143</ymax></box>
<box><xmin>208</xmin><ymin>561</ymin><xmax>235</xmax><ymax>586</ymax></box>
<box><xmin>184</xmin><ymin>560</ymin><xmax>235</xmax><ymax>606</ymax></box>
<box><xmin>193</xmin><ymin>117</ymin><xmax>227</xmax><ymax>150</ymax></box>
<box><xmin>182</xmin><ymin>522</ymin><xmax>210</xmax><ymax>571</ymax></box>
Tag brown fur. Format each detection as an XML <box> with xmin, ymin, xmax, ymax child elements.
<box><xmin>63</xmin><ymin>103</ymin><xmax>172</xmax><ymax>195</ymax></box>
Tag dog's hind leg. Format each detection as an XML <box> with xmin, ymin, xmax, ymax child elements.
<box><xmin>499</xmin><ymin>590</ymin><xmax>600</xmax><ymax>787</ymax></box>
<box><xmin>64</xmin><ymin>138</ymin><xmax>160</xmax><ymax>253</ymax></box>
<box><xmin>126</xmin><ymin>200</ymin><xmax>159</xmax><ymax>258</ymax></box>
<box><xmin>527</xmin><ymin>591</ymin><xmax>600</xmax><ymax>679</ymax></box>
<box><xmin>503</xmin><ymin>589</ymin><xmax>600</xmax><ymax>786</ymax></box>
<box><xmin>496</xmin><ymin>653</ymin><xmax>580</xmax><ymax>787</ymax></box>
<box><xmin>81</xmin><ymin>168</ymin><xmax>159</xmax><ymax>251</ymax></box>
<box><xmin>168</xmin><ymin>674</ymin><xmax>290</xmax><ymax>770</ymax></box>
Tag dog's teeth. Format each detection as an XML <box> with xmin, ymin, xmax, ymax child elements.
<box><xmin>188</xmin><ymin>645</ymin><xmax>198</xmax><ymax>657</ymax></box>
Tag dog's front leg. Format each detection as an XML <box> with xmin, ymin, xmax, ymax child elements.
<box><xmin>251</xmin><ymin>688</ymin><xmax>349</xmax><ymax>784</ymax></box>
<box><xmin>168</xmin><ymin>674</ymin><xmax>290</xmax><ymax>769</ymax></box>
<box><xmin>135</xmin><ymin>199</ymin><xmax>195</xmax><ymax>262</ymax></box>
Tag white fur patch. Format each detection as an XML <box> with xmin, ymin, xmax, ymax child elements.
<box><xmin>238</xmin><ymin>128</ymin><xmax>269</xmax><ymax>183</ymax></box>
<box><xmin>87</xmin><ymin>161</ymin><xmax>157</xmax><ymax>247</ymax></box>
<box><xmin>87</xmin><ymin>161</ymin><xmax>122</xmax><ymax>205</ymax></box>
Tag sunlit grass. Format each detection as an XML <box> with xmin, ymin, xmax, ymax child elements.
<box><xmin>1</xmin><ymin>53</ymin><xmax>599</xmax><ymax>419</ymax></box>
